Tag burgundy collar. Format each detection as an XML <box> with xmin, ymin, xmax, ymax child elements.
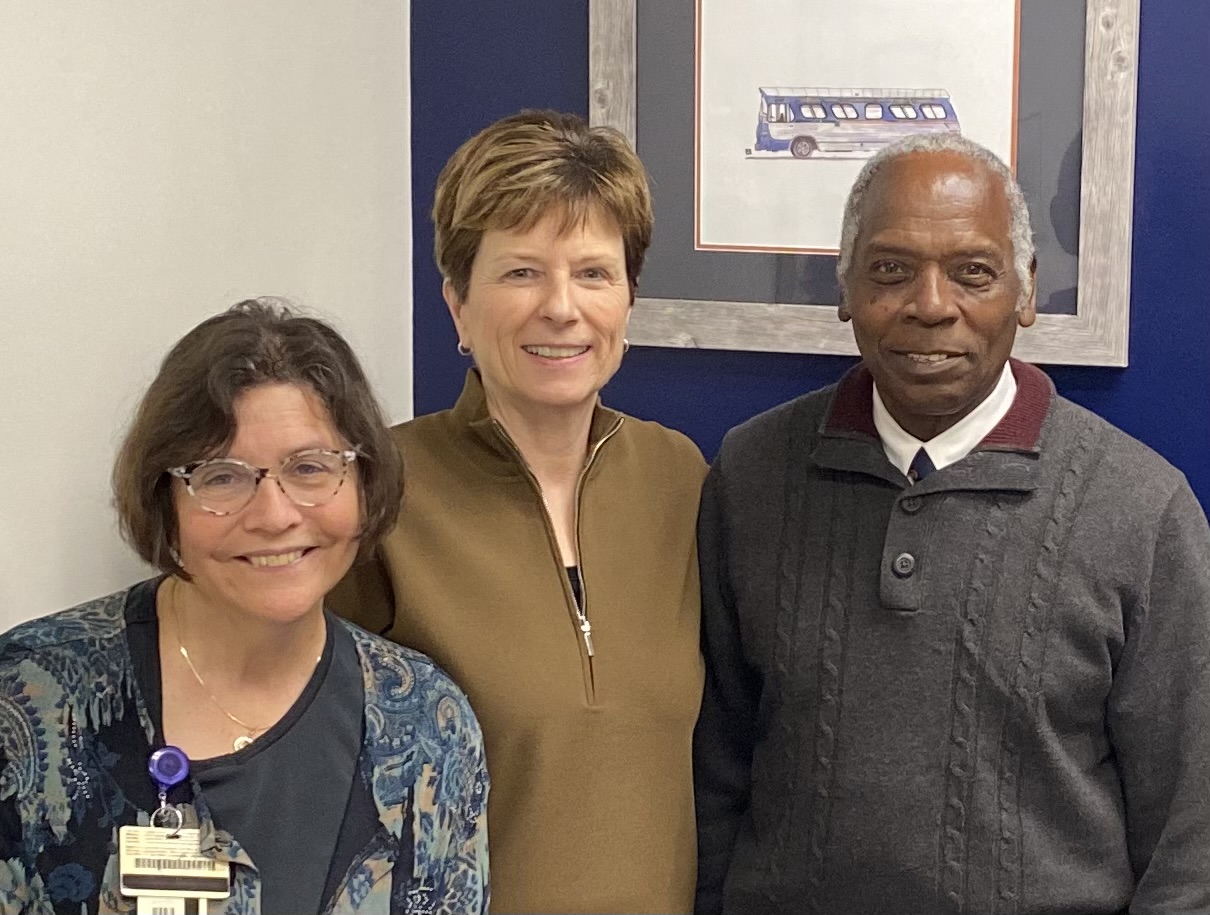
<box><xmin>822</xmin><ymin>358</ymin><xmax>1053</xmax><ymax>451</ymax></box>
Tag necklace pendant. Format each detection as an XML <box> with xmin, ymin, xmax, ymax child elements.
<box><xmin>233</xmin><ymin>734</ymin><xmax>255</xmax><ymax>752</ymax></box>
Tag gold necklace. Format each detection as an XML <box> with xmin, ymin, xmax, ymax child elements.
<box><xmin>171</xmin><ymin>586</ymin><xmax>269</xmax><ymax>751</ymax></box>
<box><xmin>175</xmin><ymin>640</ymin><xmax>266</xmax><ymax>752</ymax></box>
<box><xmin>168</xmin><ymin>580</ymin><xmax>321</xmax><ymax>753</ymax></box>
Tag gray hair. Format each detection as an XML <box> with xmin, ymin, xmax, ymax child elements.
<box><xmin>836</xmin><ymin>133</ymin><xmax>1035</xmax><ymax>310</ymax></box>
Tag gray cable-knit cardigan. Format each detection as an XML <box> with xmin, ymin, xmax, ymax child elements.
<box><xmin>694</xmin><ymin>359</ymin><xmax>1210</xmax><ymax>915</ymax></box>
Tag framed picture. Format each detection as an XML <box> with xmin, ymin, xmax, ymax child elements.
<box><xmin>590</xmin><ymin>0</ymin><xmax>1139</xmax><ymax>366</ymax></box>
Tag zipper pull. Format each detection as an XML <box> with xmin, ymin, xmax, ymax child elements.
<box><xmin>580</xmin><ymin>618</ymin><xmax>595</xmax><ymax>657</ymax></box>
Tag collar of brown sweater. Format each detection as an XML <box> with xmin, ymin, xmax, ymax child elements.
<box><xmin>448</xmin><ymin>368</ymin><xmax>626</xmax><ymax>470</ymax></box>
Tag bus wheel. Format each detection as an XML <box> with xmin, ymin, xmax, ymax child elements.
<box><xmin>790</xmin><ymin>137</ymin><xmax>817</xmax><ymax>158</ymax></box>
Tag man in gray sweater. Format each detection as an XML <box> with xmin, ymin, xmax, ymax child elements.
<box><xmin>693</xmin><ymin>134</ymin><xmax>1210</xmax><ymax>914</ymax></box>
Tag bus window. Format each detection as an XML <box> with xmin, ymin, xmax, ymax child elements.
<box><xmin>769</xmin><ymin>102</ymin><xmax>790</xmax><ymax>122</ymax></box>
<box><xmin>889</xmin><ymin>104</ymin><xmax>918</xmax><ymax>119</ymax></box>
<box><xmin>864</xmin><ymin>103</ymin><xmax>883</xmax><ymax>119</ymax></box>
<box><xmin>830</xmin><ymin>103</ymin><xmax>859</xmax><ymax>119</ymax></box>
<box><xmin>920</xmin><ymin>103</ymin><xmax>948</xmax><ymax>119</ymax></box>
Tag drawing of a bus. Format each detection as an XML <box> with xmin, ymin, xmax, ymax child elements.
<box><xmin>753</xmin><ymin>87</ymin><xmax>960</xmax><ymax>158</ymax></box>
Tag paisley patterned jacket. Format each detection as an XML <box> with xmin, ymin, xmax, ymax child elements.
<box><xmin>0</xmin><ymin>583</ymin><xmax>489</xmax><ymax>914</ymax></box>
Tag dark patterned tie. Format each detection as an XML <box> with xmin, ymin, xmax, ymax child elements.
<box><xmin>907</xmin><ymin>447</ymin><xmax>936</xmax><ymax>483</ymax></box>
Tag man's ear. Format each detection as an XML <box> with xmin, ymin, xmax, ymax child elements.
<box><xmin>1018</xmin><ymin>256</ymin><xmax>1038</xmax><ymax>328</ymax></box>
<box><xmin>838</xmin><ymin>276</ymin><xmax>853</xmax><ymax>322</ymax></box>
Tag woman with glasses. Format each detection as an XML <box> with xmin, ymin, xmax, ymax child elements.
<box><xmin>0</xmin><ymin>299</ymin><xmax>488</xmax><ymax>914</ymax></box>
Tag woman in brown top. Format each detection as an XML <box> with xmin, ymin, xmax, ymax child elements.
<box><xmin>330</xmin><ymin>110</ymin><xmax>706</xmax><ymax>913</ymax></box>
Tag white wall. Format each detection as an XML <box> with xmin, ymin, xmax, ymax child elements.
<box><xmin>0</xmin><ymin>2</ymin><xmax>412</xmax><ymax>625</ymax></box>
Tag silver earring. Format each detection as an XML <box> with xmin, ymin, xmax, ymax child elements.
<box><xmin>622</xmin><ymin>339</ymin><xmax>630</xmax><ymax>354</ymax></box>
<box><xmin>457</xmin><ymin>342</ymin><xmax>472</xmax><ymax>357</ymax></box>
<box><xmin>168</xmin><ymin>545</ymin><xmax>184</xmax><ymax>569</ymax></box>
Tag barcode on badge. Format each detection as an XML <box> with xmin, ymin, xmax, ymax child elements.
<box><xmin>135</xmin><ymin>899</ymin><xmax>206</xmax><ymax>915</ymax></box>
<box><xmin>135</xmin><ymin>857</ymin><xmax>219</xmax><ymax>871</ymax></box>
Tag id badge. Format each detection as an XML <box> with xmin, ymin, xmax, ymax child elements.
<box><xmin>119</xmin><ymin>825</ymin><xmax>230</xmax><ymax>911</ymax></box>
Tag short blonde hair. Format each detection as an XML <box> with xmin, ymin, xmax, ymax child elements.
<box><xmin>433</xmin><ymin>109</ymin><xmax>654</xmax><ymax>300</ymax></box>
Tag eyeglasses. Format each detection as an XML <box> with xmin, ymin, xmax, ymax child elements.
<box><xmin>167</xmin><ymin>449</ymin><xmax>358</xmax><ymax>516</ymax></box>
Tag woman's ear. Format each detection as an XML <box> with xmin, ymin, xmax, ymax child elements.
<box><xmin>442</xmin><ymin>278</ymin><xmax>467</xmax><ymax>347</ymax></box>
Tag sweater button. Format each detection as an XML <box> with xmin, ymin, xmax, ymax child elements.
<box><xmin>892</xmin><ymin>552</ymin><xmax>916</xmax><ymax>577</ymax></box>
<box><xmin>901</xmin><ymin>496</ymin><xmax>922</xmax><ymax>514</ymax></box>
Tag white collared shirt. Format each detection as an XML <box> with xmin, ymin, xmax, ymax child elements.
<box><xmin>872</xmin><ymin>362</ymin><xmax>1017</xmax><ymax>477</ymax></box>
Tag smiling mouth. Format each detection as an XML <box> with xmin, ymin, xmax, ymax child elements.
<box><xmin>522</xmin><ymin>345</ymin><xmax>589</xmax><ymax>359</ymax></box>
<box><xmin>902</xmin><ymin>352</ymin><xmax>964</xmax><ymax>364</ymax></box>
<box><xmin>241</xmin><ymin>549</ymin><xmax>311</xmax><ymax>568</ymax></box>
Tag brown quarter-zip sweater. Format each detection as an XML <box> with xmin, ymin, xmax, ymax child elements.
<box><xmin>330</xmin><ymin>370</ymin><xmax>707</xmax><ymax>913</ymax></box>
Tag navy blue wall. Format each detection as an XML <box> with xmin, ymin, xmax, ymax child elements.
<box><xmin>411</xmin><ymin>1</ymin><xmax>1209</xmax><ymax>509</ymax></box>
